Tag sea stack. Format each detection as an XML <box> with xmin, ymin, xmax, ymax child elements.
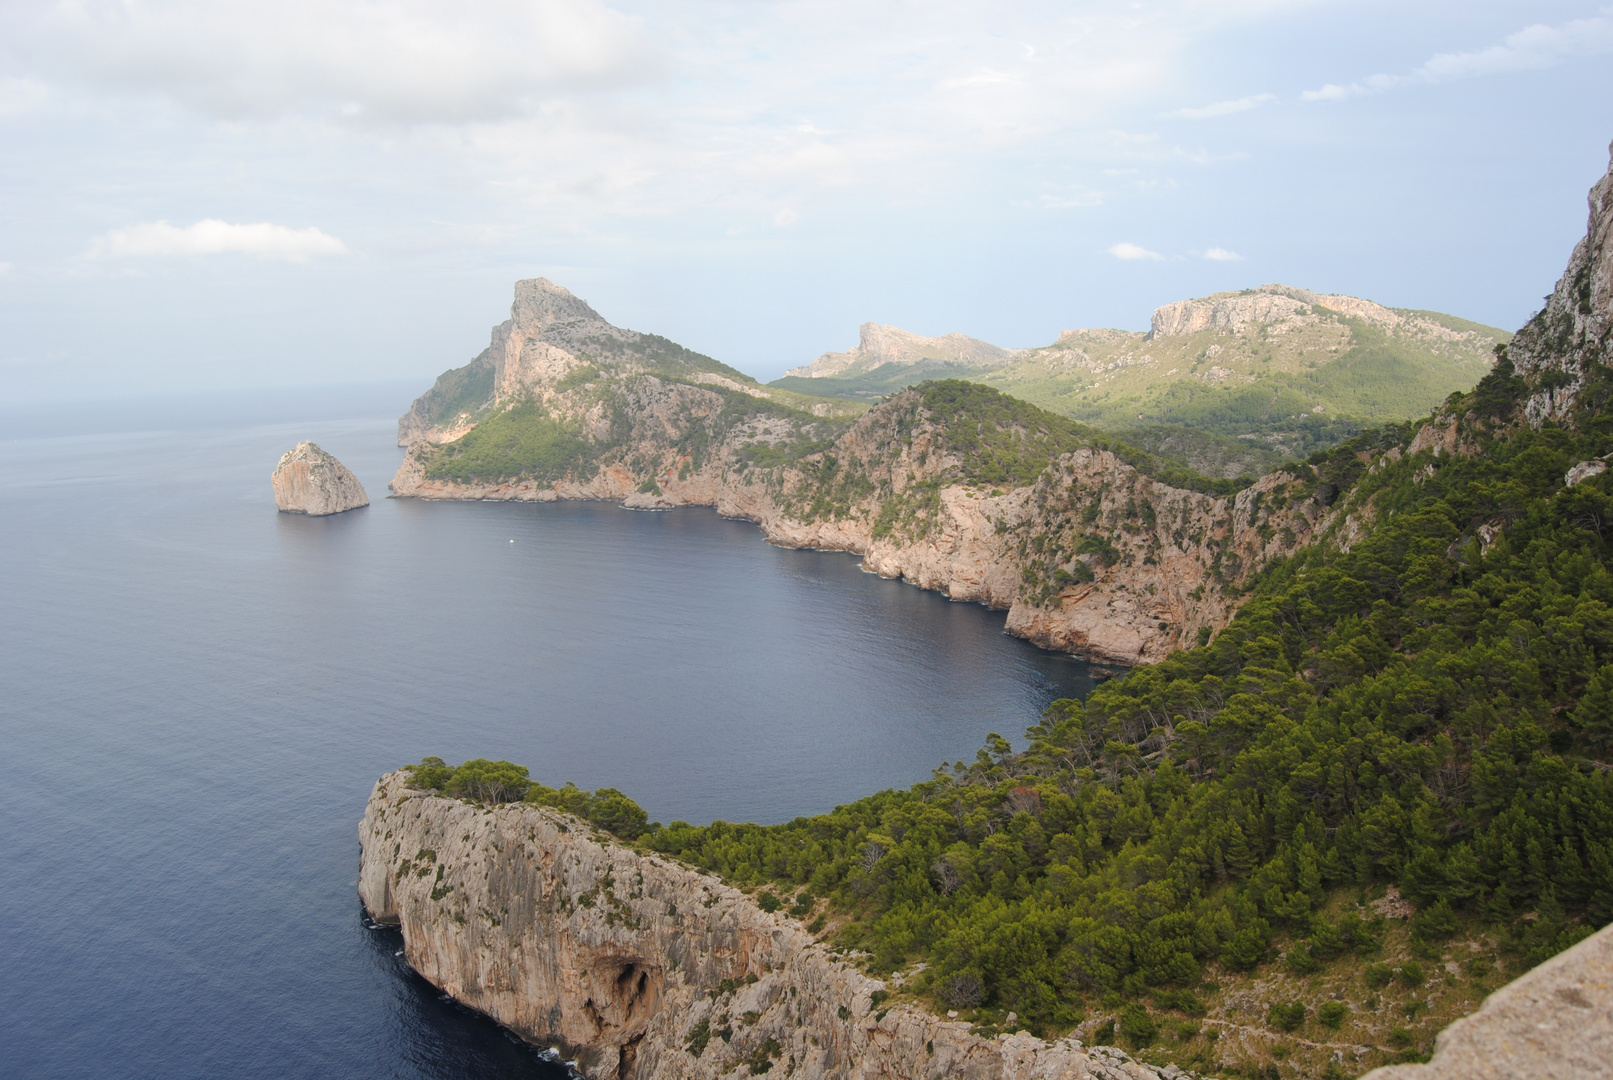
<box><xmin>271</xmin><ymin>442</ymin><xmax>369</xmax><ymax>515</ymax></box>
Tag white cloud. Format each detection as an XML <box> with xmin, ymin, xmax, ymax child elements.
<box><xmin>0</xmin><ymin>76</ymin><xmax>47</xmax><ymax>114</ymax></box>
<box><xmin>30</xmin><ymin>0</ymin><xmax>658</xmax><ymax>123</ymax></box>
<box><xmin>1203</xmin><ymin>247</ymin><xmax>1242</xmax><ymax>261</ymax></box>
<box><xmin>1171</xmin><ymin>93</ymin><xmax>1274</xmax><ymax>119</ymax></box>
<box><xmin>1303</xmin><ymin>14</ymin><xmax>1613</xmax><ymax>101</ymax></box>
<box><xmin>96</xmin><ymin>220</ymin><xmax>348</xmax><ymax>260</ymax></box>
<box><xmin>1108</xmin><ymin>242</ymin><xmax>1162</xmax><ymax>261</ymax></box>
<box><xmin>1300</xmin><ymin>83</ymin><xmax>1351</xmax><ymax>102</ymax></box>
<box><xmin>773</xmin><ymin>208</ymin><xmax>800</xmax><ymax>227</ymax></box>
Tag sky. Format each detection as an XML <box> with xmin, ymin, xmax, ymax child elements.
<box><xmin>2</xmin><ymin>0</ymin><xmax>1612</xmax><ymax>401</ymax></box>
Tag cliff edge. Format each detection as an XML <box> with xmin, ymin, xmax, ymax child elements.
<box><xmin>358</xmin><ymin>770</ymin><xmax>1191</xmax><ymax>1080</ymax></box>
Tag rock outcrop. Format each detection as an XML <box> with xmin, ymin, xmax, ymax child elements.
<box><xmin>358</xmin><ymin>771</ymin><xmax>1193</xmax><ymax>1080</ymax></box>
<box><xmin>271</xmin><ymin>442</ymin><xmax>369</xmax><ymax>515</ymax></box>
<box><xmin>1359</xmin><ymin>920</ymin><xmax>1613</xmax><ymax>1080</ymax></box>
<box><xmin>1506</xmin><ymin>141</ymin><xmax>1613</xmax><ymax>428</ymax></box>
<box><xmin>1147</xmin><ymin>283</ymin><xmax>1406</xmax><ymax>339</ymax></box>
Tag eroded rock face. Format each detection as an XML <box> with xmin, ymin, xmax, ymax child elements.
<box><xmin>389</xmin><ymin>375</ymin><xmax>1328</xmax><ymax>663</ymax></box>
<box><xmin>1148</xmin><ymin>283</ymin><xmax>1405</xmax><ymax>339</ymax></box>
<box><xmin>271</xmin><ymin>442</ymin><xmax>369</xmax><ymax>515</ymax></box>
<box><xmin>1508</xmin><ymin>142</ymin><xmax>1613</xmax><ymax>428</ymax></box>
<box><xmin>358</xmin><ymin>771</ymin><xmax>1190</xmax><ymax>1080</ymax></box>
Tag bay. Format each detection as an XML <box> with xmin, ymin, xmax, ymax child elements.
<box><xmin>0</xmin><ymin>385</ymin><xmax>1097</xmax><ymax>1080</ymax></box>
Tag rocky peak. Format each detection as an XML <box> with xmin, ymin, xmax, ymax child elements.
<box><xmin>1506</xmin><ymin>141</ymin><xmax>1613</xmax><ymax>427</ymax></box>
<box><xmin>510</xmin><ymin>277</ymin><xmax>610</xmax><ymax>336</ymax></box>
<box><xmin>1148</xmin><ymin>283</ymin><xmax>1401</xmax><ymax>339</ymax></box>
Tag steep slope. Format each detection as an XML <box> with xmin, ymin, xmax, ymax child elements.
<box><xmin>766</xmin><ymin>286</ymin><xmax>1509</xmax><ymax>468</ymax></box>
<box><xmin>398</xmin><ymin>278</ymin><xmax>864</xmax><ymax>447</ymax></box>
<box><xmin>393</xmin><ymin>296</ymin><xmax>1332</xmax><ymax>662</ymax></box>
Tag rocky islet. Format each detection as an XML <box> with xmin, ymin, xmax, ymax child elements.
<box><xmin>271</xmin><ymin>441</ymin><xmax>369</xmax><ymax>515</ymax></box>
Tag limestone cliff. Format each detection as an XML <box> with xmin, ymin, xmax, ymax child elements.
<box><xmin>271</xmin><ymin>441</ymin><xmax>369</xmax><ymax>515</ymax></box>
<box><xmin>390</xmin><ymin>283</ymin><xmax>1338</xmax><ymax>663</ymax></box>
<box><xmin>1147</xmin><ymin>283</ymin><xmax>1409</xmax><ymax>339</ymax></box>
<box><xmin>1505</xmin><ymin>141</ymin><xmax>1613</xmax><ymax>428</ymax></box>
<box><xmin>358</xmin><ymin>771</ymin><xmax>1192</xmax><ymax>1080</ymax></box>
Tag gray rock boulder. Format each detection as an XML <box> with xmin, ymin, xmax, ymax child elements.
<box><xmin>271</xmin><ymin>442</ymin><xmax>369</xmax><ymax>515</ymax></box>
<box><xmin>1360</xmin><ymin>919</ymin><xmax>1613</xmax><ymax>1080</ymax></box>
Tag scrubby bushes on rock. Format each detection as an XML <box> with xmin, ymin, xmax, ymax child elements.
<box><xmin>402</xmin><ymin>757</ymin><xmax>650</xmax><ymax>838</ymax></box>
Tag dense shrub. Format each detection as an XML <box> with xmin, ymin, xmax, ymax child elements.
<box><xmin>1267</xmin><ymin>1002</ymin><xmax>1306</xmax><ymax>1032</ymax></box>
<box><xmin>402</xmin><ymin>759</ymin><xmax>651</xmax><ymax>838</ymax></box>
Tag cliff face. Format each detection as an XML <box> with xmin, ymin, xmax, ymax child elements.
<box><xmin>358</xmin><ymin>771</ymin><xmax>1189</xmax><ymax>1080</ymax></box>
<box><xmin>390</xmin><ymin>284</ymin><xmax>1334</xmax><ymax>663</ymax></box>
<box><xmin>1147</xmin><ymin>283</ymin><xmax>1410</xmax><ymax>338</ymax></box>
<box><xmin>1507</xmin><ymin>142</ymin><xmax>1613</xmax><ymax>428</ymax></box>
<box><xmin>271</xmin><ymin>441</ymin><xmax>369</xmax><ymax>515</ymax></box>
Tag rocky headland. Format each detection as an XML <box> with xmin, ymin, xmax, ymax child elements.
<box><xmin>359</xmin><ymin>770</ymin><xmax>1194</xmax><ymax>1080</ymax></box>
<box><xmin>272</xmin><ymin>441</ymin><xmax>369</xmax><ymax>515</ymax></box>
<box><xmin>387</xmin><ymin>280</ymin><xmax>1373</xmax><ymax>664</ymax></box>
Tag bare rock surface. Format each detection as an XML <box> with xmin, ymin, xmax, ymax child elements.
<box><xmin>271</xmin><ymin>441</ymin><xmax>369</xmax><ymax>515</ymax></box>
<box><xmin>1148</xmin><ymin>283</ymin><xmax>1405</xmax><ymax>339</ymax></box>
<box><xmin>359</xmin><ymin>771</ymin><xmax>1195</xmax><ymax>1080</ymax></box>
<box><xmin>1360</xmin><ymin>920</ymin><xmax>1613</xmax><ymax>1080</ymax></box>
<box><xmin>1507</xmin><ymin>141</ymin><xmax>1613</xmax><ymax>427</ymax></box>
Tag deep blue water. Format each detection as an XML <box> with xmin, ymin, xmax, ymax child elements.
<box><xmin>0</xmin><ymin>386</ymin><xmax>1097</xmax><ymax>1080</ymax></box>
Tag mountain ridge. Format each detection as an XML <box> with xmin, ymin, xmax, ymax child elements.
<box><xmin>768</xmin><ymin>284</ymin><xmax>1510</xmax><ymax>466</ymax></box>
<box><xmin>390</xmin><ymin>288</ymin><xmax>1343</xmax><ymax>663</ymax></box>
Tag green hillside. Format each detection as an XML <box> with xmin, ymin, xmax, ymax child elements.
<box><xmin>769</xmin><ymin>293</ymin><xmax>1510</xmax><ymax>472</ymax></box>
<box><xmin>661</xmin><ymin>353</ymin><xmax>1613</xmax><ymax>1075</ymax></box>
<box><xmin>416</xmin><ymin>342</ymin><xmax>1613</xmax><ymax>1077</ymax></box>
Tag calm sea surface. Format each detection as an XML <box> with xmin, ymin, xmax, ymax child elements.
<box><xmin>0</xmin><ymin>385</ymin><xmax>1098</xmax><ymax>1080</ymax></box>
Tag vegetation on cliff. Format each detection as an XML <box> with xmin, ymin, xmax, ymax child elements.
<box><xmin>398</xmin><ymin>351</ymin><xmax>1613</xmax><ymax>1073</ymax></box>
<box><xmin>405</xmin><ymin>757</ymin><xmax>651</xmax><ymax>839</ymax></box>
<box><xmin>424</xmin><ymin>402</ymin><xmax>602</xmax><ymax>484</ymax></box>
<box><xmin>780</xmin><ymin>381</ymin><xmax>1253</xmax><ymax>537</ymax></box>
<box><xmin>767</xmin><ymin>293</ymin><xmax>1508</xmax><ymax>472</ymax></box>
<box><xmin>624</xmin><ymin>354</ymin><xmax>1611</xmax><ymax>1067</ymax></box>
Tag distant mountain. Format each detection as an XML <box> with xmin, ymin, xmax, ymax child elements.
<box><xmin>784</xmin><ymin>323</ymin><xmax>1024</xmax><ymax>379</ymax></box>
<box><xmin>769</xmin><ymin>284</ymin><xmax>1511</xmax><ymax>471</ymax></box>
<box><xmin>397</xmin><ymin>278</ymin><xmax>863</xmax><ymax>447</ymax></box>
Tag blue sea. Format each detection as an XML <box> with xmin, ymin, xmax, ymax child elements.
<box><xmin>0</xmin><ymin>384</ymin><xmax>1098</xmax><ymax>1079</ymax></box>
